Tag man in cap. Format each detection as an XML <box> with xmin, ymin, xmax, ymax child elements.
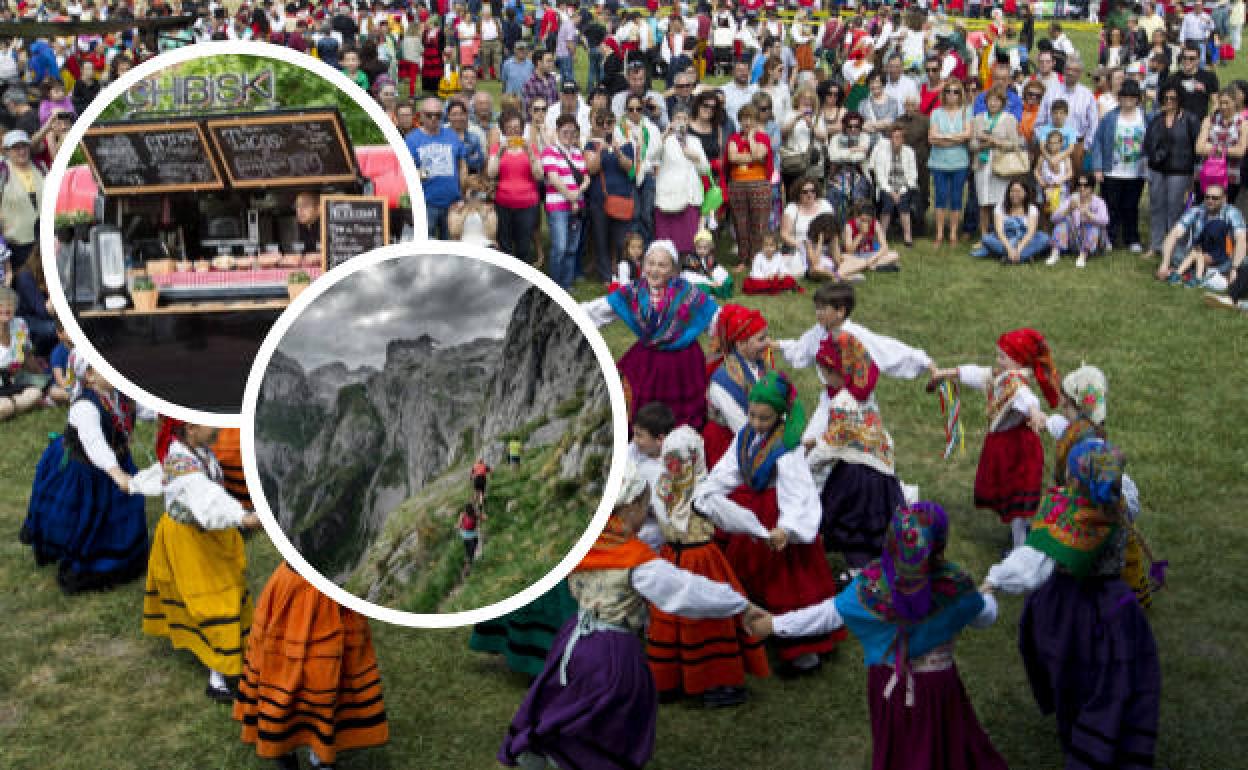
<box><xmin>0</xmin><ymin>130</ymin><xmax>43</xmax><ymax>271</ymax></box>
<box><xmin>611</xmin><ymin>58</ymin><xmax>668</xmax><ymax>129</ymax></box>
<box><xmin>501</xmin><ymin>39</ymin><xmax>534</xmax><ymax>98</ymax></box>
<box><xmin>547</xmin><ymin>78</ymin><xmax>591</xmax><ymax>138</ymax></box>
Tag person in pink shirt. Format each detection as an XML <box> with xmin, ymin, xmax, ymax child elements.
<box><xmin>542</xmin><ymin>114</ymin><xmax>590</xmax><ymax>289</ymax></box>
<box><xmin>488</xmin><ymin>108</ymin><xmax>545</xmax><ymax>264</ymax></box>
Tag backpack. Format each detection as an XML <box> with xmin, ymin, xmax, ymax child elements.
<box><xmin>460</xmin><ymin>510</ymin><xmax>478</xmax><ymax>531</ymax></box>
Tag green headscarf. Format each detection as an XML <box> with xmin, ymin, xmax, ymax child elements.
<box><xmin>747</xmin><ymin>371</ymin><xmax>807</xmax><ymax>451</ymax></box>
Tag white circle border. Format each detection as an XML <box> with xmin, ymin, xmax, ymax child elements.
<box><xmin>239</xmin><ymin>241</ymin><xmax>629</xmax><ymax>629</ymax></box>
<box><xmin>41</xmin><ymin>41</ymin><xmax>428</xmax><ymax>429</ymax></box>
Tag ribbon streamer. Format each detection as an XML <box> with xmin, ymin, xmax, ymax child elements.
<box><xmin>937</xmin><ymin>381</ymin><xmax>965</xmax><ymax>459</ymax></box>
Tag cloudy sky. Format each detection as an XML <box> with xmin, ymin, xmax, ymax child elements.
<box><xmin>278</xmin><ymin>255</ymin><xmax>530</xmax><ymax>371</ymax></box>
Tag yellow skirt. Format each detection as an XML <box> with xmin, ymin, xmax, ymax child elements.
<box><xmin>143</xmin><ymin>514</ymin><xmax>253</xmax><ymax>674</ymax></box>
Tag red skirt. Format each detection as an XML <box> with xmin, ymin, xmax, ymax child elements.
<box><xmin>723</xmin><ymin>485</ymin><xmax>845</xmax><ymax>662</ymax></box>
<box><xmin>974</xmin><ymin>424</ymin><xmax>1044</xmax><ymax>523</ymax></box>
<box><xmin>646</xmin><ymin>541</ymin><xmax>770</xmax><ymax>694</ymax></box>
<box><xmin>701</xmin><ymin>420</ymin><xmax>735</xmax><ymax>471</ymax></box>
<box><xmin>742</xmin><ymin>276</ymin><xmax>801</xmax><ymax>295</ymax></box>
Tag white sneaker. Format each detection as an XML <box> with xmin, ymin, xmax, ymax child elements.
<box><xmin>1075</xmin><ymin>255</ymin><xmax>1088</xmax><ymax>268</ymax></box>
<box><xmin>1045</xmin><ymin>253</ymin><xmax>1060</xmax><ymax>266</ymax></box>
<box><xmin>1129</xmin><ymin>243</ymin><xmax>1143</xmax><ymax>253</ymax></box>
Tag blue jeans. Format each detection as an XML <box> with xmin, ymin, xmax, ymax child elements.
<box><xmin>587</xmin><ymin>49</ymin><xmax>604</xmax><ymax>92</ymax></box>
<box><xmin>547</xmin><ymin>208</ymin><xmax>583</xmax><ymax>290</ymax></box>
<box><xmin>931</xmin><ymin>167</ymin><xmax>968</xmax><ymax>211</ymax></box>
<box><xmin>981</xmin><ymin>231</ymin><xmax>1051</xmax><ymax>262</ymax></box>
<box><xmin>427</xmin><ymin>205</ymin><xmax>450</xmax><ymax>240</ymax></box>
<box><xmin>556</xmin><ymin>55</ymin><xmax>575</xmax><ymax>86</ymax></box>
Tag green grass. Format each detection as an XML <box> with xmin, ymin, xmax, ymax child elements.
<box><xmin>1</xmin><ymin>29</ymin><xmax>1245</xmax><ymax>770</ymax></box>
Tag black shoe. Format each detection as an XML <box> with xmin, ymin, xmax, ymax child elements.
<box><xmin>275</xmin><ymin>755</ymin><xmax>300</xmax><ymax>770</ymax></box>
<box><xmin>876</xmin><ymin>264</ymin><xmax>901</xmax><ymax>272</ymax></box>
<box><xmin>777</xmin><ymin>655</ymin><xmax>823</xmax><ymax>679</ymax></box>
<box><xmin>657</xmin><ymin>688</ymin><xmax>684</xmax><ymax>705</ymax></box>
<box><xmin>702</xmin><ymin>686</ymin><xmax>747</xmax><ymax>708</ymax></box>
<box><xmin>205</xmin><ymin>683</ymin><xmax>234</xmax><ymax>703</ymax></box>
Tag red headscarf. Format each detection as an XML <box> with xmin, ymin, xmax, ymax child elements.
<box><xmin>997</xmin><ymin>328</ymin><xmax>1060</xmax><ymax>407</ymax></box>
<box><xmin>707</xmin><ymin>304</ymin><xmax>771</xmax><ymax>376</ymax></box>
<box><xmin>154</xmin><ymin>416</ymin><xmax>185</xmax><ymax>462</ymax></box>
<box><xmin>816</xmin><ymin>330</ymin><xmax>879</xmax><ymax>402</ymax></box>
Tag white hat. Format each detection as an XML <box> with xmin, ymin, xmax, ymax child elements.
<box><xmin>1062</xmin><ymin>364</ymin><xmax>1107</xmax><ymax>425</ymax></box>
<box><xmin>3</xmin><ymin>130</ymin><xmax>31</xmax><ymax>148</ymax></box>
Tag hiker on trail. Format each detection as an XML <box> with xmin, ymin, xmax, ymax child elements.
<box><xmin>460</xmin><ymin>502</ymin><xmax>484</xmax><ymax>563</ymax></box>
<box><xmin>508</xmin><ymin>438</ymin><xmax>523</xmax><ymax>465</ymax></box>
<box><xmin>471</xmin><ymin>457</ymin><xmax>491</xmax><ymax>509</ymax></box>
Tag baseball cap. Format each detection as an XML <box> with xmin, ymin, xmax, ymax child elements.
<box><xmin>4</xmin><ymin>130</ymin><xmax>31</xmax><ymax>148</ymax></box>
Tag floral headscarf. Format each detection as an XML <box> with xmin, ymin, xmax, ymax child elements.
<box><xmin>1062</xmin><ymin>364</ymin><xmax>1107</xmax><ymax>426</ymax></box>
<box><xmin>1027</xmin><ymin>438</ymin><xmax>1126</xmax><ymax>579</ymax></box>
<box><xmin>816</xmin><ymin>330</ymin><xmax>879</xmax><ymax>402</ymax></box>
<box><xmin>654</xmin><ymin>426</ymin><xmax>706</xmax><ymax>535</ymax></box>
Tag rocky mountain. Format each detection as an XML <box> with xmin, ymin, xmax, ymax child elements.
<box><xmin>256</xmin><ymin>287</ymin><xmax>612</xmax><ymax>587</ymax></box>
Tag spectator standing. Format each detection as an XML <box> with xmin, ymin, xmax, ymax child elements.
<box><xmin>1144</xmin><ymin>84</ymin><xmax>1203</xmax><ymax>261</ymax></box>
<box><xmin>1089</xmin><ymin>79</ymin><xmax>1148</xmax><ymax>252</ymax></box>
<box><xmin>406</xmin><ymin>97</ymin><xmax>467</xmax><ymax>239</ymax></box>
<box><xmin>1040</xmin><ymin>56</ymin><xmax>1098</xmax><ymax>174</ymax></box>
<box><xmin>501</xmin><ymin>40</ymin><xmax>534</xmax><ymax>97</ymax></box>
<box><xmin>489</xmin><ymin>109</ymin><xmax>545</xmax><ymax>265</ymax></box>
<box><xmin>1163</xmin><ymin>43</ymin><xmax>1222</xmax><ymax>119</ymax></box>
<box><xmin>522</xmin><ymin>48</ymin><xmax>560</xmax><ymax>113</ymax></box>
<box><xmin>542</xmin><ymin>115</ymin><xmax>589</xmax><ymax>290</ymax></box>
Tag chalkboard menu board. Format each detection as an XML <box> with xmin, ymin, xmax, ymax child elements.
<box><xmin>81</xmin><ymin>121</ymin><xmax>224</xmax><ymax>195</ymax></box>
<box><xmin>206</xmin><ymin>111</ymin><xmax>357</xmax><ymax>188</ymax></box>
<box><xmin>321</xmin><ymin>195</ymin><xmax>389</xmax><ymax>269</ymax></box>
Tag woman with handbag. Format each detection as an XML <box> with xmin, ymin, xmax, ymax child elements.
<box><xmin>585</xmin><ymin>107</ymin><xmax>637</xmax><ymax>284</ymax></box>
<box><xmin>1143</xmin><ymin>85</ymin><xmax>1203</xmax><ymax>262</ymax></box>
<box><xmin>1089</xmin><ymin>78</ymin><xmax>1149</xmax><ymax>253</ymax></box>
<box><xmin>488</xmin><ymin>108</ymin><xmax>545</xmax><ymax>265</ymax></box>
<box><xmin>780</xmin><ymin>87</ymin><xmax>828</xmax><ymax>199</ymax></box>
<box><xmin>1196</xmin><ymin>86</ymin><xmax>1248</xmax><ymax>202</ymax></box>
<box><xmin>655</xmin><ymin>105</ymin><xmax>710</xmax><ymax>255</ymax></box>
<box><xmin>971</xmin><ymin>86</ymin><xmax>1025</xmax><ymax>249</ymax></box>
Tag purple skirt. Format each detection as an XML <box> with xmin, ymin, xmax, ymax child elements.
<box><xmin>867</xmin><ymin>663</ymin><xmax>1008</xmax><ymax>770</ymax></box>
<box><xmin>820</xmin><ymin>463</ymin><xmax>904</xmax><ymax>568</ymax></box>
<box><xmin>499</xmin><ymin>617</ymin><xmax>657</xmax><ymax>770</ymax></box>
<box><xmin>617</xmin><ymin>341</ymin><xmax>708</xmax><ymax>431</ymax></box>
<box><xmin>655</xmin><ymin>206</ymin><xmax>701</xmax><ymax>255</ymax></box>
<box><xmin>1020</xmin><ymin>572</ymin><xmax>1160</xmax><ymax>769</ymax></box>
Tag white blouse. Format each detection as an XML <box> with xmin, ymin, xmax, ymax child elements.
<box><xmin>163</xmin><ymin>440</ymin><xmax>247</xmax><ymax>531</ymax></box>
<box><xmin>775</xmin><ymin>319</ymin><xmax>933</xmax><ymax>384</ymax></box>
<box><xmin>67</xmin><ymin>398</ymin><xmax>121</xmax><ymax>472</ymax></box>
<box><xmin>628</xmin><ymin>442</ymin><xmax>665</xmax><ymax>551</ymax></box>
<box><xmin>751</xmin><ymin>250</ymin><xmax>802</xmax><ymax>280</ymax></box>
<box><xmin>693</xmin><ymin>434</ymin><xmax>822</xmax><ymax>543</ymax></box>
<box><xmin>632</xmin><ymin>558</ymin><xmax>750</xmax><ymax>617</ymax></box>
<box><xmin>958</xmin><ymin>365</ymin><xmax>1041</xmax><ymax>431</ymax></box>
<box><xmin>706</xmin><ymin>358</ymin><xmax>763</xmax><ymax>434</ymax></box>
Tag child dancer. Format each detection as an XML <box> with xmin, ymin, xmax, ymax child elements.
<box><xmin>234</xmin><ymin>562</ymin><xmax>389</xmax><ymax>770</ymax></box>
<box><xmin>743</xmin><ymin>230</ymin><xmax>804</xmax><ymax>294</ymax></box>
<box><xmin>499</xmin><ymin>463</ymin><xmax>761</xmax><ymax>769</ymax></box>
<box><xmin>693</xmin><ymin>372</ymin><xmax>845</xmax><ymax>674</ymax></box>
<box><xmin>682</xmin><ymin>229</ymin><xmax>734</xmax><ymax>299</ymax></box>
<box><xmin>928</xmin><ymin>328</ymin><xmax>1061</xmax><ymax>549</ymax></box>
<box><xmin>211</xmin><ymin>428</ymin><xmax>252</xmax><ymax>511</ymax></box>
<box><xmin>629</xmin><ymin>401</ymin><xmax>675</xmax><ymax>550</ymax></box>
<box><xmin>984</xmin><ymin>438</ymin><xmax>1160</xmax><ymax>770</ymax></box>
<box><xmin>805</xmin><ymin>331</ymin><xmax>905</xmax><ymax>573</ymax></box>
<box><xmin>21</xmin><ymin>358</ymin><xmax>159</xmax><ymax>592</ymax></box>
<box><xmin>583</xmin><ymin>240</ymin><xmax>719</xmax><ymax>430</ymax></box>
<box><xmin>143</xmin><ymin>418</ymin><xmax>262</xmax><ymax>702</ymax></box>
<box><xmin>748</xmin><ymin>502</ymin><xmax>1008</xmax><ymax>770</ymax></box>
<box><xmin>646</xmin><ymin>427</ymin><xmax>770</xmax><ymax>707</ymax></box>
<box><xmin>703</xmin><ymin>304</ymin><xmax>772</xmax><ymax>469</ymax></box>
<box><xmin>775</xmin><ymin>282</ymin><xmax>933</xmax><ymax>410</ymax></box>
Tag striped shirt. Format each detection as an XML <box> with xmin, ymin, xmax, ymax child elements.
<box><xmin>541</xmin><ymin>143</ymin><xmax>587</xmax><ymax>212</ymax></box>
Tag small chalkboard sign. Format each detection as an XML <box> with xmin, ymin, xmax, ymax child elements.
<box><xmin>81</xmin><ymin>121</ymin><xmax>224</xmax><ymax>195</ymax></box>
<box><xmin>206</xmin><ymin>111</ymin><xmax>358</xmax><ymax>188</ymax></box>
<box><xmin>321</xmin><ymin>195</ymin><xmax>389</xmax><ymax>269</ymax></box>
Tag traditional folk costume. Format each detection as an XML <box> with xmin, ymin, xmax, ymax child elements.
<box><xmin>805</xmin><ymin>332</ymin><xmax>905</xmax><ymax>569</ymax></box>
<box><xmin>21</xmin><ymin>384</ymin><xmax>150</xmax><ymax>593</ymax></box>
<box><xmin>211</xmin><ymin>428</ymin><xmax>252</xmax><ymax>510</ymax></box>
<box><xmin>583</xmin><ymin>241</ymin><xmax>719</xmax><ymax>430</ymax></box>
<box><xmin>233</xmin><ymin>562</ymin><xmax>389</xmax><ymax>766</ymax></box>
<box><xmin>1044</xmin><ymin>366</ymin><xmax>1154</xmax><ymax>608</ymax></box>
<box><xmin>694</xmin><ymin>372</ymin><xmax>846</xmax><ymax>667</ymax></box>
<box><xmin>771</xmin><ymin>503</ymin><xmax>1007</xmax><ymax>770</ymax></box>
<box><xmin>987</xmin><ymin>439</ymin><xmax>1161</xmax><ymax>770</ymax></box>
<box><xmin>645</xmin><ymin>427</ymin><xmax>769</xmax><ymax>704</ymax></box>
<box><xmin>469</xmin><ymin>580</ymin><xmax>579</xmax><ymax>677</ymax></box>
<box><xmin>499</xmin><ymin>465</ymin><xmax>750</xmax><ymax>770</ymax></box>
<box><xmin>702</xmin><ymin>304</ymin><xmax>771</xmax><ymax>469</ymax></box>
<box><xmin>957</xmin><ymin>328</ymin><xmax>1061</xmax><ymax>541</ymax></box>
<box><xmin>143</xmin><ymin>430</ymin><xmax>254</xmax><ymax>698</ymax></box>
<box><xmin>775</xmin><ymin>318</ymin><xmax>932</xmax><ymax>410</ymax></box>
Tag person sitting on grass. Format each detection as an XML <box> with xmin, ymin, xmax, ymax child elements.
<box><xmin>1157</xmin><ymin>182</ymin><xmax>1247</xmax><ymax>289</ymax></box>
<box><xmin>803</xmin><ymin>212</ymin><xmax>845</xmax><ymax>282</ymax></box>
<box><xmin>682</xmin><ymin>230</ymin><xmax>734</xmax><ymax>299</ymax></box>
<box><xmin>0</xmin><ymin>286</ymin><xmax>50</xmax><ymax>420</ymax></box>
<box><xmin>840</xmin><ymin>202</ymin><xmax>901</xmax><ymax>277</ymax></box>
<box><xmin>1047</xmin><ymin>172</ymin><xmax>1110</xmax><ymax>268</ymax></box>
<box><xmin>743</xmin><ymin>229</ymin><xmax>805</xmax><ymax>294</ymax></box>
<box><xmin>971</xmin><ymin>180</ymin><xmax>1050</xmax><ymax>264</ymax></box>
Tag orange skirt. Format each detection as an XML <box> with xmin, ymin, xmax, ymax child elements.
<box><xmin>233</xmin><ymin>563</ymin><xmax>388</xmax><ymax>763</ymax></box>
<box><xmin>646</xmin><ymin>541</ymin><xmax>770</xmax><ymax>695</ymax></box>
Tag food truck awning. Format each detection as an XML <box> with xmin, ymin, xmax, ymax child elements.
<box><xmin>57</xmin><ymin>144</ymin><xmax>411</xmax><ymax>214</ymax></box>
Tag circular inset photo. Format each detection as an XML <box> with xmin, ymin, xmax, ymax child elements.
<box><xmin>242</xmin><ymin>243</ymin><xmax>627</xmax><ymax>627</ymax></box>
<box><xmin>43</xmin><ymin>42</ymin><xmax>424</xmax><ymax>423</ymax></box>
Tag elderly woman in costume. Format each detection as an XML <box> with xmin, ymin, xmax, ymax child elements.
<box><xmin>21</xmin><ymin>357</ymin><xmax>160</xmax><ymax>593</ymax></box>
<box><xmin>583</xmin><ymin>239</ymin><xmax>718</xmax><ymax>430</ymax></box>
<box><xmin>694</xmin><ymin>372</ymin><xmax>846</xmax><ymax>675</ymax></box>
<box><xmin>646</xmin><ymin>427</ymin><xmax>770</xmax><ymax>708</ymax></box>
<box><xmin>749</xmin><ymin>502</ymin><xmax>1008</xmax><ymax>770</ymax></box>
<box><xmin>702</xmin><ymin>304</ymin><xmax>772</xmax><ymax>469</ymax></box>
<box><xmin>499</xmin><ymin>463</ymin><xmax>762</xmax><ymax>769</ymax></box>
<box><xmin>928</xmin><ymin>327</ymin><xmax>1061</xmax><ymax>549</ymax></box>
<box><xmin>142</xmin><ymin>418</ymin><xmax>263</xmax><ymax>703</ymax></box>
<box><xmin>804</xmin><ymin>331</ymin><xmax>906</xmax><ymax>575</ymax></box>
<box><xmin>984</xmin><ymin>439</ymin><xmax>1161</xmax><ymax>770</ymax></box>
<box><xmin>234</xmin><ymin>561</ymin><xmax>389</xmax><ymax>770</ymax></box>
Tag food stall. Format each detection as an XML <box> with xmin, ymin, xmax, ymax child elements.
<box><xmin>57</xmin><ymin>107</ymin><xmax>410</xmax><ymax>413</ymax></box>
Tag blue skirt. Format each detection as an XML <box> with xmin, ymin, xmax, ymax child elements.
<box><xmin>820</xmin><ymin>462</ymin><xmax>905</xmax><ymax>569</ymax></box>
<box><xmin>21</xmin><ymin>436</ymin><xmax>149</xmax><ymax>593</ymax></box>
<box><xmin>499</xmin><ymin>618</ymin><xmax>657</xmax><ymax>769</ymax></box>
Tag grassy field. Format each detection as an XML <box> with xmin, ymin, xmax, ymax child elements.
<box><xmin>1</xmin><ymin>29</ymin><xmax>1246</xmax><ymax>770</ymax></box>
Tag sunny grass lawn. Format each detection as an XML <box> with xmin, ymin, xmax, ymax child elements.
<box><xmin>0</xmin><ymin>29</ymin><xmax>1245</xmax><ymax>770</ymax></box>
